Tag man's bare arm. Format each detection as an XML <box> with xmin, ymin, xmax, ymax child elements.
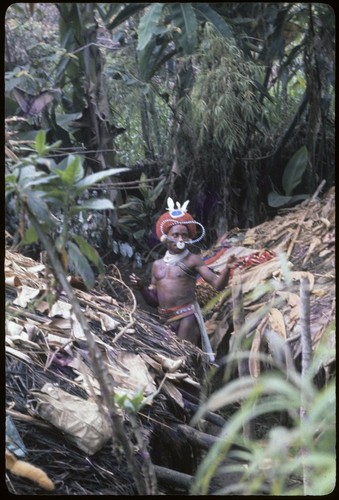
<box><xmin>196</xmin><ymin>255</ymin><xmax>237</xmax><ymax>291</ymax></box>
<box><xmin>129</xmin><ymin>273</ymin><xmax>159</xmax><ymax>307</ymax></box>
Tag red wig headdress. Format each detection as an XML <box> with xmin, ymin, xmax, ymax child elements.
<box><xmin>155</xmin><ymin>198</ymin><xmax>198</xmax><ymax>241</ymax></box>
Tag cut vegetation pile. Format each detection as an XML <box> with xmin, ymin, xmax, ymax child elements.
<box><xmin>5</xmin><ymin>244</ymin><xmax>222</xmax><ymax>494</ymax></box>
<box><xmin>5</xmin><ymin>187</ymin><xmax>335</xmax><ymax>495</ymax></box>
<box><xmin>197</xmin><ymin>186</ymin><xmax>335</xmax><ymax>379</ymax></box>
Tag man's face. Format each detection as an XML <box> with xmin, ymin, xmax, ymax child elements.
<box><xmin>166</xmin><ymin>225</ymin><xmax>189</xmax><ymax>253</ymax></box>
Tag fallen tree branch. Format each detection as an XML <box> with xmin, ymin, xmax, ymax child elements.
<box><xmin>176</xmin><ymin>423</ymin><xmax>220</xmax><ymax>450</ymax></box>
<box><xmin>183</xmin><ymin>399</ymin><xmax>227</xmax><ymax>428</ymax></box>
<box><xmin>154</xmin><ymin>464</ymin><xmax>194</xmax><ymax>490</ymax></box>
<box><xmin>175</xmin><ymin>423</ymin><xmax>248</xmax><ymax>454</ymax></box>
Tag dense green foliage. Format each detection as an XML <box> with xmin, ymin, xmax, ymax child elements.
<box><xmin>191</xmin><ymin>342</ymin><xmax>335</xmax><ymax>495</ymax></box>
<box><xmin>5</xmin><ymin>2</ymin><xmax>335</xmax><ymax>258</ymax></box>
<box><xmin>5</xmin><ymin>130</ymin><xmax>128</xmax><ymax>286</ymax></box>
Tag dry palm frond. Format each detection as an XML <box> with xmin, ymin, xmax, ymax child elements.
<box><xmin>197</xmin><ymin>188</ymin><xmax>335</xmax><ymax>375</ymax></box>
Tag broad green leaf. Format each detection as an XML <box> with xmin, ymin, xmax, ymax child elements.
<box><xmin>232</xmin><ymin>16</ymin><xmax>259</xmax><ymax>25</ymax></box>
<box><xmin>17</xmin><ymin>166</ymin><xmax>43</xmax><ymax>188</ymax></box>
<box><xmin>74</xmin><ymin>167</ymin><xmax>129</xmax><ymax>189</ymax></box>
<box><xmin>129</xmin><ymin>391</ymin><xmax>146</xmax><ymax>412</ymax></box>
<box><xmin>282</xmin><ymin>145</ymin><xmax>308</xmax><ymax>196</ymax></box>
<box><xmin>44</xmin><ymin>140</ymin><xmax>62</xmax><ymax>153</ymax></box>
<box><xmin>133</xmin><ymin>229</ymin><xmax>145</xmax><ymax>239</ymax></box>
<box><xmin>52</xmin><ymin>155</ymin><xmax>72</xmax><ymax>172</ymax></box>
<box><xmin>168</xmin><ymin>3</ymin><xmax>198</xmax><ymax>54</ymax></box>
<box><xmin>55</xmin><ymin>235</ymin><xmax>65</xmax><ymax>254</ymax></box>
<box><xmin>114</xmin><ymin>392</ymin><xmax>128</xmax><ymax>407</ymax></box>
<box><xmin>127</xmin><ymin>195</ymin><xmax>144</xmax><ymax>203</ymax></box>
<box><xmin>70</xmin><ymin>198</ymin><xmax>114</xmax><ymax>214</ymax></box>
<box><xmin>53</xmin><ymin>156</ymin><xmax>84</xmax><ymax>185</ymax></box>
<box><xmin>67</xmin><ymin>241</ymin><xmax>95</xmax><ymax>289</ymax></box>
<box><xmin>140</xmin><ymin>41</ymin><xmax>170</xmax><ymax>81</ymax></box>
<box><xmin>96</xmin><ymin>3</ymin><xmax>120</xmax><ymax>23</ymax></box>
<box><xmin>40</xmin><ymin>188</ymin><xmax>67</xmax><ymax>204</ymax></box>
<box><xmin>137</xmin><ymin>3</ymin><xmax>165</xmax><ymax>51</ymax></box>
<box><xmin>119</xmin><ymin>205</ymin><xmax>145</xmax><ymax>216</ymax></box>
<box><xmin>72</xmin><ymin>234</ymin><xmax>104</xmax><ymax>276</ymax></box>
<box><xmin>5</xmin><ymin>96</ymin><xmax>19</xmax><ymax>116</ymax></box>
<box><xmin>53</xmin><ymin>50</ymin><xmax>76</xmax><ymax>84</ymax></box>
<box><xmin>5</xmin><ymin>174</ymin><xmax>18</xmax><ymax>190</ymax></box>
<box><xmin>22</xmin><ymin>225</ymin><xmax>38</xmax><ymax>245</ymax></box>
<box><xmin>26</xmin><ymin>191</ymin><xmax>53</xmax><ymax>225</ymax></box>
<box><xmin>5</xmin><ymin>173</ymin><xmax>17</xmax><ymax>183</ymax></box>
<box><xmin>118</xmin><ymin>216</ymin><xmax>144</xmax><ymax>224</ymax></box>
<box><xmin>34</xmin><ymin>130</ymin><xmax>47</xmax><ymax>156</ymax></box>
<box><xmin>267</xmin><ymin>190</ymin><xmax>309</xmax><ymax>208</ymax></box>
<box><xmin>55</xmin><ymin>112</ymin><xmax>82</xmax><ymax>129</ymax></box>
<box><xmin>36</xmin><ymin>158</ymin><xmax>57</xmax><ymax>171</ymax></box>
<box><xmin>193</xmin><ymin>3</ymin><xmax>233</xmax><ymax>39</ymax></box>
<box><xmin>137</xmin><ymin>36</ymin><xmax>162</xmax><ymax>81</ymax></box>
<box><xmin>148</xmin><ymin>177</ymin><xmax>166</xmax><ymax>203</ymax></box>
<box><xmin>106</xmin><ymin>3</ymin><xmax>148</xmax><ymax>30</ymax></box>
<box><xmin>24</xmin><ymin>173</ymin><xmax>59</xmax><ymax>189</ymax></box>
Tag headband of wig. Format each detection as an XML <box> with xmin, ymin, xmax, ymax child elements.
<box><xmin>155</xmin><ymin>198</ymin><xmax>197</xmax><ymax>240</ymax></box>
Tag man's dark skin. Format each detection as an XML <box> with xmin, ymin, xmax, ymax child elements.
<box><xmin>130</xmin><ymin>224</ymin><xmax>236</xmax><ymax>346</ymax></box>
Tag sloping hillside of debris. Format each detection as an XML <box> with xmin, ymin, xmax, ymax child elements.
<box><xmin>6</xmin><ymin>247</ymin><xmax>218</xmax><ymax>495</ymax></box>
<box><xmin>5</xmin><ymin>187</ymin><xmax>335</xmax><ymax>495</ymax></box>
<box><xmin>197</xmin><ymin>186</ymin><xmax>335</xmax><ymax>378</ymax></box>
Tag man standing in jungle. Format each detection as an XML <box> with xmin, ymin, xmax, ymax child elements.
<box><xmin>129</xmin><ymin>198</ymin><xmax>236</xmax><ymax>362</ymax></box>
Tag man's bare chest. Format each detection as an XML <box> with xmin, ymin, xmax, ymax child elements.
<box><xmin>154</xmin><ymin>261</ymin><xmax>194</xmax><ymax>281</ymax></box>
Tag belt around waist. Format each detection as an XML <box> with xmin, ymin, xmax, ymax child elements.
<box><xmin>158</xmin><ymin>303</ymin><xmax>195</xmax><ymax>321</ymax></box>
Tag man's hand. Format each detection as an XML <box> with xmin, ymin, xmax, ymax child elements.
<box><xmin>129</xmin><ymin>273</ymin><xmax>143</xmax><ymax>289</ymax></box>
<box><xmin>227</xmin><ymin>254</ymin><xmax>237</xmax><ymax>268</ymax></box>
<box><xmin>129</xmin><ymin>273</ymin><xmax>158</xmax><ymax>306</ymax></box>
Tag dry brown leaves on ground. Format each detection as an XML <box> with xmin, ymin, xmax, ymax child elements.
<box><xmin>5</xmin><ymin>249</ymin><xmax>210</xmax><ymax>494</ymax></box>
<box><xmin>197</xmin><ymin>187</ymin><xmax>335</xmax><ymax>377</ymax></box>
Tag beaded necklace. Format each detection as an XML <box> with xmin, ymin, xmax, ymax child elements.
<box><xmin>163</xmin><ymin>249</ymin><xmax>189</xmax><ymax>266</ymax></box>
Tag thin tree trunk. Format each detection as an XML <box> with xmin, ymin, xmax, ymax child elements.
<box><xmin>300</xmin><ymin>275</ymin><xmax>312</xmax><ymax>495</ymax></box>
